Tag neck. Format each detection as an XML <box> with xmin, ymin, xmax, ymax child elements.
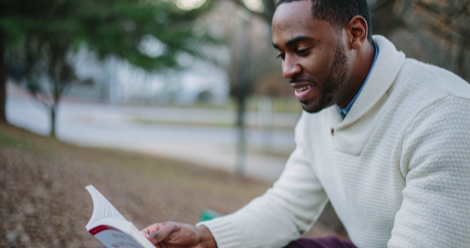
<box><xmin>336</xmin><ymin>41</ymin><xmax>376</xmax><ymax>109</ymax></box>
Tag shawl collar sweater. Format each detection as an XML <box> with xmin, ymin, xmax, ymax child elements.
<box><xmin>198</xmin><ymin>36</ymin><xmax>470</xmax><ymax>248</ymax></box>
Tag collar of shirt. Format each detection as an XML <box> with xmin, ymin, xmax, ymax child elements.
<box><xmin>335</xmin><ymin>45</ymin><xmax>379</xmax><ymax>119</ymax></box>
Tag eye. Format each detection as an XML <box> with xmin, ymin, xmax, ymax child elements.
<box><xmin>296</xmin><ymin>48</ymin><xmax>310</xmax><ymax>56</ymax></box>
<box><xmin>276</xmin><ymin>53</ymin><xmax>285</xmax><ymax>60</ymax></box>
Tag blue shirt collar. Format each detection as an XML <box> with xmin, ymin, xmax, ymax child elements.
<box><xmin>335</xmin><ymin>45</ymin><xmax>379</xmax><ymax>119</ymax></box>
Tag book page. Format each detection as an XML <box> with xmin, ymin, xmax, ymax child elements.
<box><xmin>91</xmin><ymin>225</ymin><xmax>149</xmax><ymax>248</ymax></box>
<box><xmin>86</xmin><ymin>185</ymin><xmax>126</xmax><ymax>230</ymax></box>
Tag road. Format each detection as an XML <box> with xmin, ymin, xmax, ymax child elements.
<box><xmin>6</xmin><ymin>91</ymin><xmax>300</xmax><ymax>183</ymax></box>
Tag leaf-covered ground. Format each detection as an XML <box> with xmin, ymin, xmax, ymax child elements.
<box><xmin>0</xmin><ymin>124</ymin><xmax>341</xmax><ymax>248</ymax></box>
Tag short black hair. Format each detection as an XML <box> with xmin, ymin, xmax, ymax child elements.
<box><xmin>277</xmin><ymin>0</ymin><xmax>374</xmax><ymax>45</ymax></box>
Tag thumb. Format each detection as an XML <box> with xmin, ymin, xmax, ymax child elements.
<box><xmin>148</xmin><ymin>222</ymin><xmax>180</xmax><ymax>244</ymax></box>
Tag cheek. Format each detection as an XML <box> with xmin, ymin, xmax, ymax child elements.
<box><xmin>309</xmin><ymin>48</ymin><xmax>335</xmax><ymax>76</ymax></box>
<box><xmin>302</xmin><ymin>57</ymin><xmax>330</xmax><ymax>81</ymax></box>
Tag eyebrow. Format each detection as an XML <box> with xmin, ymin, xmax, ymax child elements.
<box><xmin>272</xmin><ymin>36</ymin><xmax>315</xmax><ymax>49</ymax></box>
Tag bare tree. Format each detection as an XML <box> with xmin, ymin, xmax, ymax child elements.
<box><xmin>370</xmin><ymin>0</ymin><xmax>470</xmax><ymax>81</ymax></box>
<box><xmin>215</xmin><ymin>0</ymin><xmax>280</xmax><ymax>174</ymax></box>
<box><xmin>6</xmin><ymin>37</ymin><xmax>75</xmax><ymax>137</ymax></box>
<box><xmin>0</xmin><ymin>32</ymin><xmax>6</xmax><ymax>123</ymax></box>
<box><xmin>1</xmin><ymin>0</ymin><xmax>217</xmax><ymax>130</ymax></box>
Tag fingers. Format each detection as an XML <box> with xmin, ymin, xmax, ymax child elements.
<box><xmin>140</xmin><ymin>222</ymin><xmax>205</xmax><ymax>248</ymax></box>
<box><xmin>141</xmin><ymin>222</ymin><xmax>180</xmax><ymax>246</ymax></box>
<box><xmin>153</xmin><ymin>222</ymin><xmax>179</xmax><ymax>243</ymax></box>
<box><xmin>141</xmin><ymin>223</ymin><xmax>162</xmax><ymax>236</ymax></box>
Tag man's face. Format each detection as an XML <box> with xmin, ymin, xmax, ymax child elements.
<box><xmin>272</xmin><ymin>1</ymin><xmax>349</xmax><ymax>113</ymax></box>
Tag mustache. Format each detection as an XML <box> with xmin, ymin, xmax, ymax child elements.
<box><xmin>289</xmin><ymin>77</ymin><xmax>316</xmax><ymax>84</ymax></box>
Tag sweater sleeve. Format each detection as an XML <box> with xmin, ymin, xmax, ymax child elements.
<box><xmin>197</xmin><ymin>114</ymin><xmax>329</xmax><ymax>248</ymax></box>
<box><xmin>388</xmin><ymin>96</ymin><xmax>470</xmax><ymax>247</ymax></box>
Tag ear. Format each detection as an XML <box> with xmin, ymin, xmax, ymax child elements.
<box><xmin>344</xmin><ymin>15</ymin><xmax>368</xmax><ymax>50</ymax></box>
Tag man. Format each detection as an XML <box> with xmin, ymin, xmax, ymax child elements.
<box><xmin>141</xmin><ymin>0</ymin><xmax>470</xmax><ymax>247</ymax></box>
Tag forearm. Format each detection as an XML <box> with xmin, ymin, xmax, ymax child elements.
<box><xmin>197</xmin><ymin>145</ymin><xmax>328</xmax><ymax>248</ymax></box>
<box><xmin>198</xmin><ymin>115</ymin><xmax>328</xmax><ymax>248</ymax></box>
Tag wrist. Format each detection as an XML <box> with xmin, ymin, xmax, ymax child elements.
<box><xmin>197</xmin><ymin>225</ymin><xmax>217</xmax><ymax>248</ymax></box>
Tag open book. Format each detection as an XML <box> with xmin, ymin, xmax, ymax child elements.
<box><xmin>85</xmin><ymin>185</ymin><xmax>155</xmax><ymax>248</ymax></box>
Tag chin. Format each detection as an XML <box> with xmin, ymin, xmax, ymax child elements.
<box><xmin>301</xmin><ymin>102</ymin><xmax>323</xmax><ymax>114</ymax></box>
<box><xmin>300</xmin><ymin>96</ymin><xmax>334</xmax><ymax>113</ymax></box>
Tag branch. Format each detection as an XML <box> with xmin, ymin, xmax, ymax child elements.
<box><xmin>30</xmin><ymin>91</ymin><xmax>53</xmax><ymax>110</ymax></box>
<box><xmin>416</xmin><ymin>0</ymin><xmax>455</xmax><ymax>26</ymax></box>
<box><xmin>414</xmin><ymin>0</ymin><xmax>470</xmax><ymax>42</ymax></box>
<box><xmin>57</xmin><ymin>80</ymin><xmax>72</xmax><ymax>100</ymax></box>
<box><xmin>415</xmin><ymin>0</ymin><xmax>470</xmax><ymax>28</ymax></box>
<box><xmin>405</xmin><ymin>19</ymin><xmax>470</xmax><ymax>46</ymax></box>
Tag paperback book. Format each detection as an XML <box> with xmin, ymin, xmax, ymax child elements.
<box><xmin>86</xmin><ymin>185</ymin><xmax>154</xmax><ymax>248</ymax></box>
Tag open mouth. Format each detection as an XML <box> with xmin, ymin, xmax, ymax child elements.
<box><xmin>293</xmin><ymin>83</ymin><xmax>314</xmax><ymax>101</ymax></box>
<box><xmin>296</xmin><ymin>84</ymin><xmax>313</xmax><ymax>93</ymax></box>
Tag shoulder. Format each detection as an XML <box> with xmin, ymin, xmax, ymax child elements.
<box><xmin>416</xmin><ymin>61</ymin><xmax>470</xmax><ymax>99</ymax></box>
<box><xmin>394</xmin><ymin>59</ymin><xmax>470</xmax><ymax>138</ymax></box>
<box><xmin>389</xmin><ymin>58</ymin><xmax>470</xmax><ymax>120</ymax></box>
<box><xmin>397</xmin><ymin>57</ymin><xmax>470</xmax><ymax>97</ymax></box>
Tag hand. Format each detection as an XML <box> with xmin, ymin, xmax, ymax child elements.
<box><xmin>141</xmin><ymin>222</ymin><xmax>216</xmax><ymax>248</ymax></box>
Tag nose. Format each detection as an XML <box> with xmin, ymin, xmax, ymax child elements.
<box><xmin>282</xmin><ymin>55</ymin><xmax>302</xmax><ymax>79</ymax></box>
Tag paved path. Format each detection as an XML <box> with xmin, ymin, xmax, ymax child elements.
<box><xmin>6</xmin><ymin>91</ymin><xmax>300</xmax><ymax>183</ymax></box>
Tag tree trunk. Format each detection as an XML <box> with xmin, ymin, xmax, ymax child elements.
<box><xmin>0</xmin><ymin>34</ymin><xmax>7</xmax><ymax>124</ymax></box>
<box><xmin>235</xmin><ymin>16</ymin><xmax>252</xmax><ymax>175</ymax></box>
<box><xmin>49</xmin><ymin>105</ymin><xmax>56</xmax><ymax>138</ymax></box>
<box><xmin>236</xmin><ymin>93</ymin><xmax>247</xmax><ymax>175</ymax></box>
<box><xmin>50</xmin><ymin>78</ymin><xmax>62</xmax><ymax>139</ymax></box>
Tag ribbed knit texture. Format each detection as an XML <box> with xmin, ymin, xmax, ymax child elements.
<box><xmin>199</xmin><ymin>36</ymin><xmax>470</xmax><ymax>248</ymax></box>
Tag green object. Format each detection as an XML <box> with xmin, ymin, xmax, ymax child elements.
<box><xmin>199</xmin><ymin>209</ymin><xmax>221</xmax><ymax>222</ymax></box>
<box><xmin>1</xmin><ymin>0</ymin><xmax>216</xmax><ymax>71</ymax></box>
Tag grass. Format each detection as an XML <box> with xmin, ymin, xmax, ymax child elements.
<box><xmin>0</xmin><ymin>124</ymin><xmax>270</xmax><ymax>248</ymax></box>
<box><xmin>133</xmin><ymin>118</ymin><xmax>296</xmax><ymax>130</ymax></box>
<box><xmin>0</xmin><ymin>123</ymin><xmax>342</xmax><ymax>248</ymax></box>
<box><xmin>0</xmin><ymin>134</ymin><xmax>35</xmax><ymax>151</ymax></box>
<box><xmin>125</xmin><ymin>96</ymin><xmax>303</xmax><ymax>114</ymax></box>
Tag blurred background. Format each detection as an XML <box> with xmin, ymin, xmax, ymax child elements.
<box><xmin>1</xmin><ymin>0</ymin><xmax>469</xmax><ymax>247</ymax></box>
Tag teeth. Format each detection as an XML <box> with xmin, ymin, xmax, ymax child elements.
<box><xmin>297</xmin><ymin>85</ymin><xmax>312</xmax><ymax>93</ymax></box>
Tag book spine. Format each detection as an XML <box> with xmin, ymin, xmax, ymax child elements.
<box><xmin>89</xmin><ymin>225</ymin><xmax>121</xmax><ymax>235</ymax></box>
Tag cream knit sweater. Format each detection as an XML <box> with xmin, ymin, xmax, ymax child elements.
<box><xmin>199</xmin><ymin>36</ymin><xmax>470</xmax><ymax>248</ymax></box>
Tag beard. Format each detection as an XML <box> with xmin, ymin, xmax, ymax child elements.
<box><xmin>301</xmin><ymin>41</ymin><xmax>348</xmax><ymax>113</ymax></box>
